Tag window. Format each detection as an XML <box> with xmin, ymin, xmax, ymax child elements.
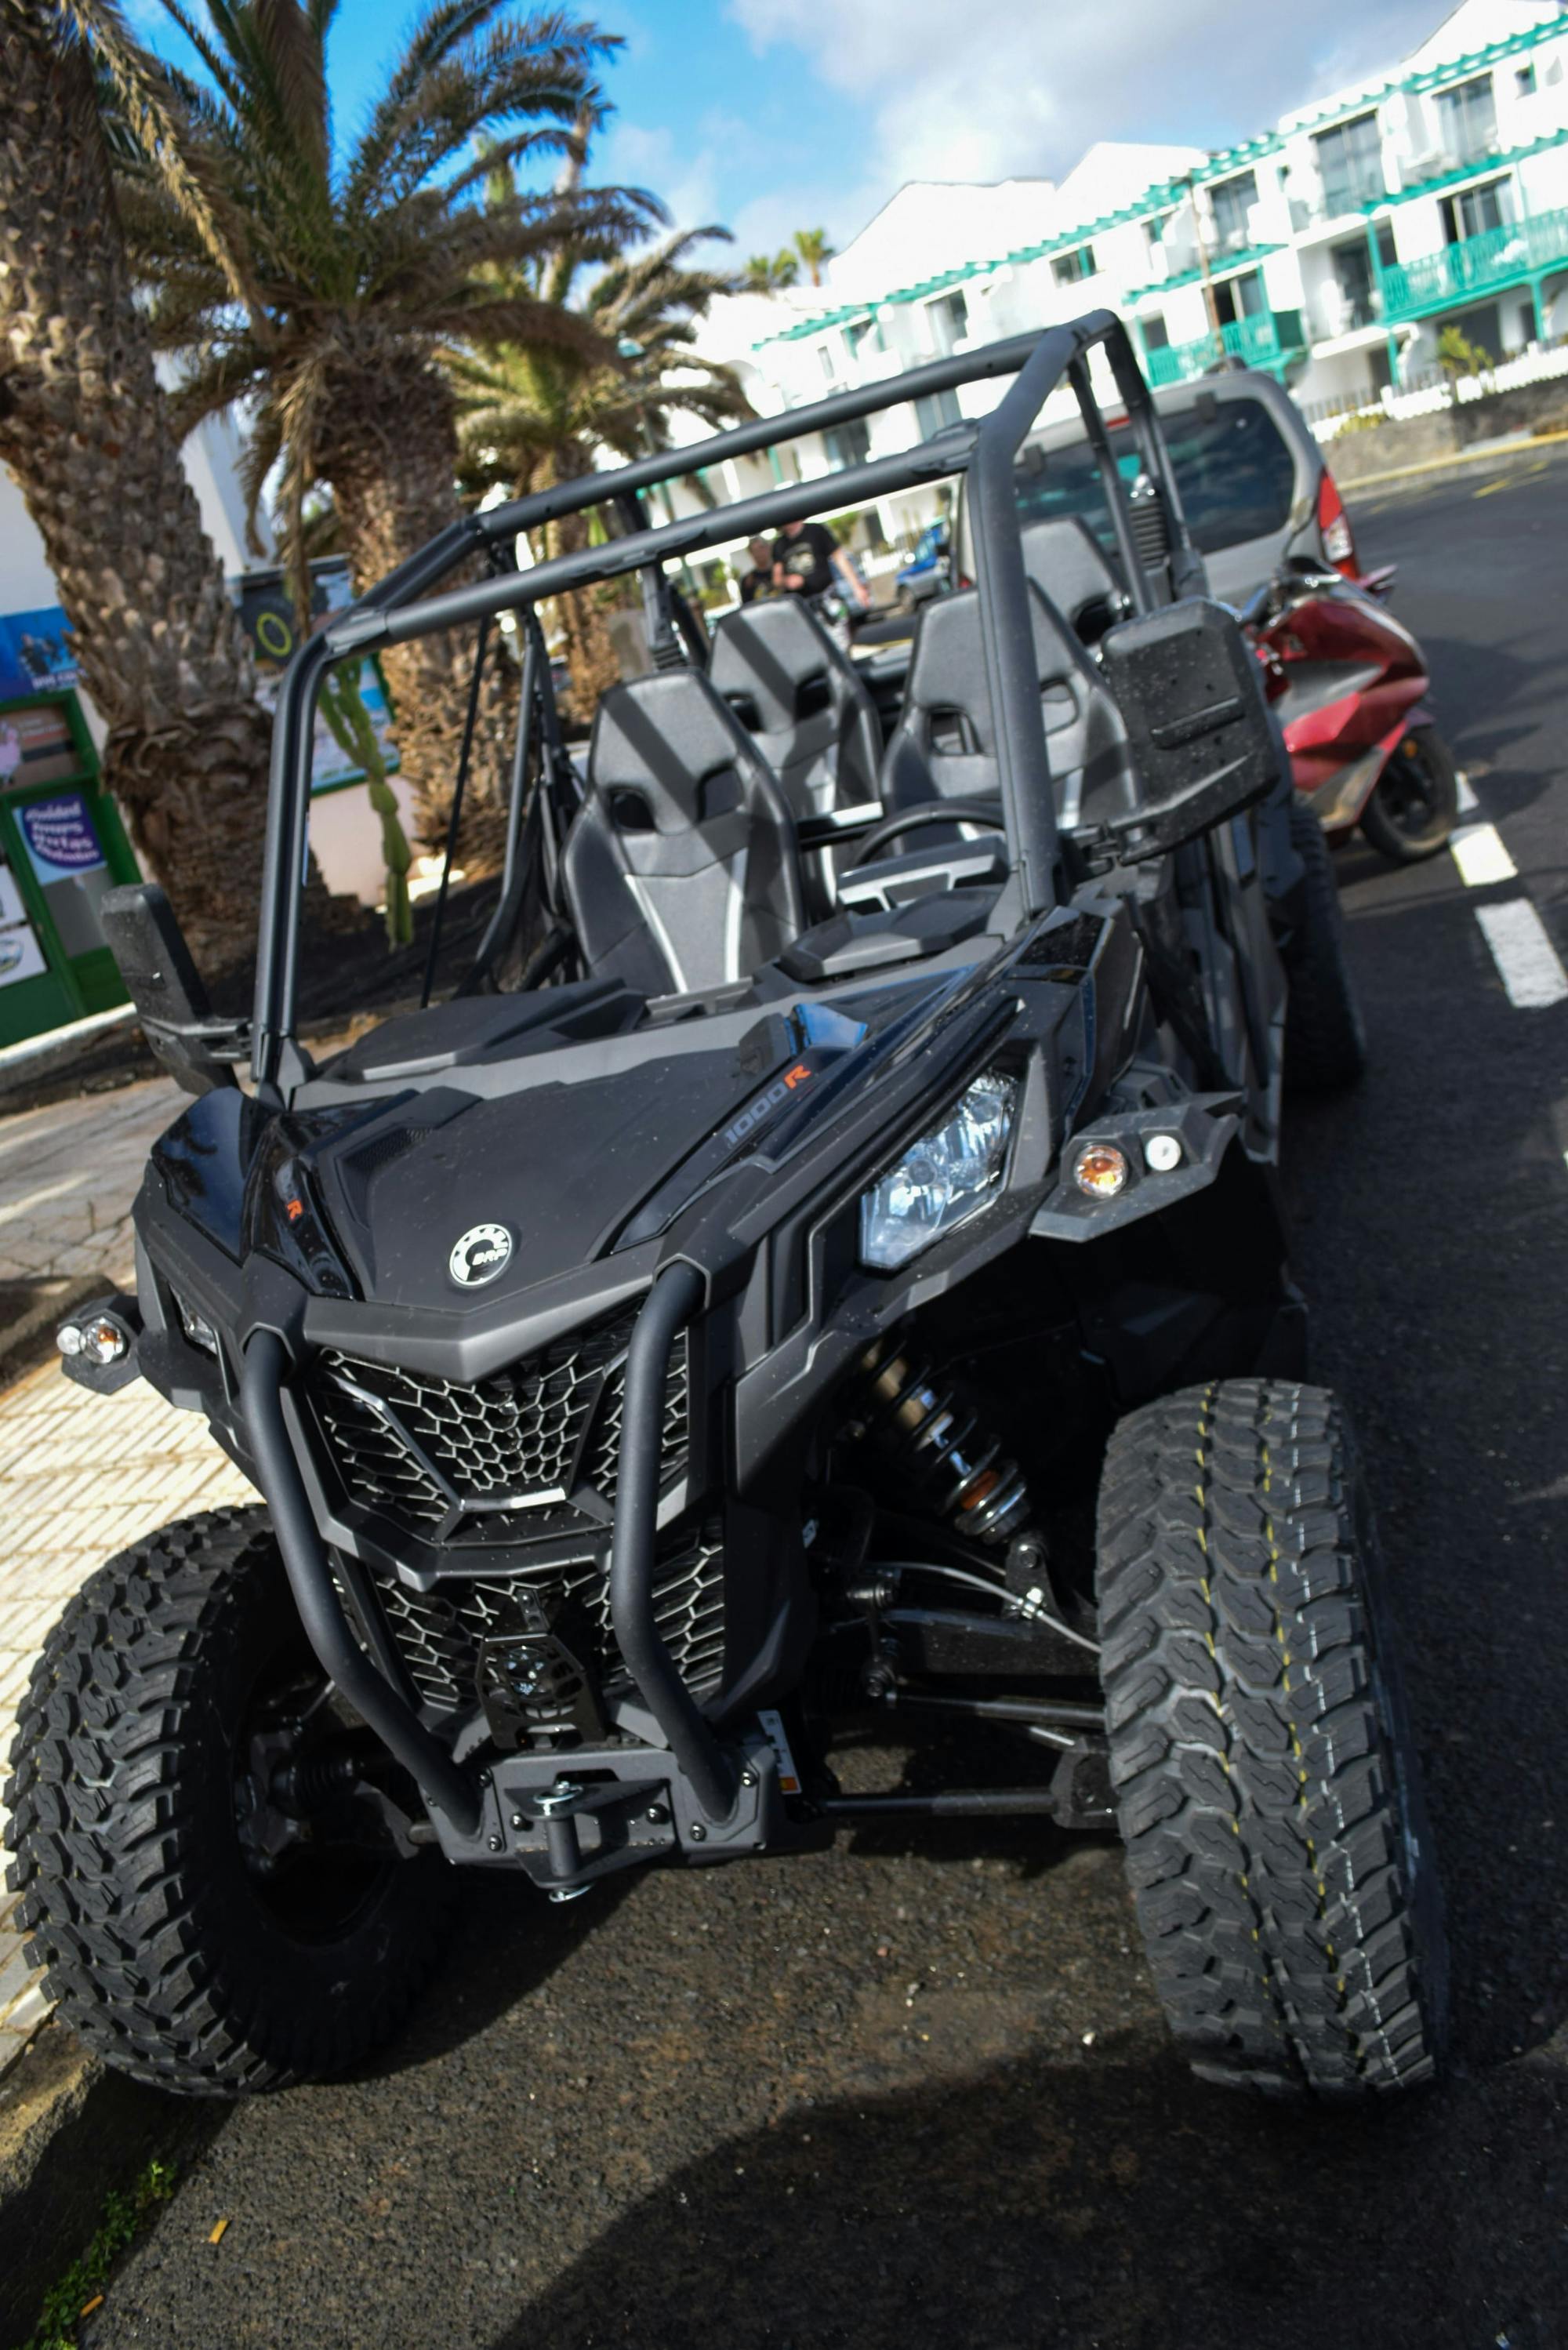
<box><xmin>1376</xmin><ymin>222</ymin><xmax>1398</xmax><ymax>271</ymax></box>
<box><xmin>823</xmin><ymin>418</ymin><xmax>870</xmax><ymax>470</ymax></box>
<box><xmin>1012</xmin><ymin>396</ymin><xmax>1296</xmax><ymax>558</ymax></box>
<box><xmin>1435</xmin><ymin>74</ymin><xmax>1497</xmax><ymax>165</ymax></box>
<box><xmin>913</xmin><ymin>386</ymin><xmax>963</xmax><ymax>439</ymax></box>
<box><xmin>1441</xmin><ymin>175</ymin><xmax>1515</xmax><ymax>243</ymax></box>
<box><xmin>927</xmin><ymin>290</ymin><xmax>969</xmax><ymax>354</ymax></box>
<box><xmin>1330</xmin><ymin>242</ymin><xmax>1377</xmax><ymax>330</ymax></box>
<box><xmin>816</xmin><ymin>343</ymin><xmax>837</xmax><ymax>384</ymax></box>
<box><xmin>1314</xmin><ymin>111</ymin><xmax>1385</xmax><ymax>214</ymax></box>
<box><xmin>1145</xmin><ymin>213</ymin><xmax>1170</xmax><ymax>252</ymax></box>
<box><xmin>844</xmin><ymin>317</ymin><xmax>880</xmax><ymax>361</ymax></box>
<box><xmin>1051</xmin><ymin>244</ymin><xmax>1097</xmax><ymax>286</ymax></box>
<box><xmin>1515</xmin><ymin>64</ymin><xmax>1536</xmax><ymax>97</ymax></box>
<box><xmin>1142</xmin><ymin>314</ymin><xmax>1170</xmax><ymax>352</ymax></box>
<box><xmin>1209</xmin><ymin>171</ymin><xmax>1258</xmax><ymax>251</ymax></box>
<box><xmin>1214</xmin><ymin>270</ymin><xmax>1265</xmax><ymax>327</ymax></box>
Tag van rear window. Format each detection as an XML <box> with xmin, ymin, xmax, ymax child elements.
<box><xmin>1014</xmin><ymin>398</ymin><xmax>1299</xmax><ymax>556</ymax></box>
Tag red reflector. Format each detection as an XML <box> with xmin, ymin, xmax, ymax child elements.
<box><xmin>1317</xmin><ymin>468</ymin><xmax>1359</xmax><ymax>579</ymax></box>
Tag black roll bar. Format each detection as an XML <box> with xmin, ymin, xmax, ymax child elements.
<box><xmin>252</xmin><ymin>312</ymin><xmax>1178</xmax><ymax>1099</ymax></box>
<box><xmin>470</xmin><ymin>331</ymin><xmax>1044</xmax><ymax>548</ymax></box>
<box><xmin>241</xmin><ymin>1330</ymin><xmax>484</xmax><ymax>1835</ymax></box>
<box><xmin>608</xmin><ymin>1262</ymin><xmax>737</xmax><ymax>1822</ymax></box>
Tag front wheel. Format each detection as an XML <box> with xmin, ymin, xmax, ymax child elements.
<box><xmin>4</xmin><ymin>1508</ymin><xmax>453</xmax><ymax>2095</ymax></box>
<box><xmin>1359</xmin><ymin>724</ymin><xmax>1459</xmax><ymax>863</ymax></box>
<box><xmin>1095</xmin><ymin>1379</ymin><xmax>1447</xmax><ymax>2095</ymax></box>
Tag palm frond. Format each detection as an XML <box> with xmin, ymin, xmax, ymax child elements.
<box><xmin>57</xmin><ymin>0</ymin><xmax>258</xmax><ymax>307</ymax></box>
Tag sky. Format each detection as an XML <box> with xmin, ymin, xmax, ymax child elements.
<box><xmin>132</xmin><ymin>0</ymin><xmax>1463</xmax><ymax>266</ymax></box>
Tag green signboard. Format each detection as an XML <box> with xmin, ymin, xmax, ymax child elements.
<box><xmin>0</xmin><ymin>689</ymin><xmax>140</xmax><ymax>1052</ymax></box>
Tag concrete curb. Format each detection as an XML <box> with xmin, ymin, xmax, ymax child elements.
<box><xmin>0</xmin><ymin>2020</ymin><xmax>207</xmax><ymax>2348</ymax></box>
<box><xmin>0</xmin><ymin>1008</ymin><xmax>141</xmax><ymax>1099</ymax></box>
<box><xmin>1338</xmin><ymin>425</ymin><xmax>1568</xmax><ymax>496</ymax></box>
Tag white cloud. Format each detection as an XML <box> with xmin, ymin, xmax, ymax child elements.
<box><xmin>727</xmin><ymin>0</ymin><xmax>1446</xmax><ymax>229</ymax></box>
<box><xmin>595</xmin><ymin>118</ymin><xmax>726</xmax><ymax>240</ymax></box>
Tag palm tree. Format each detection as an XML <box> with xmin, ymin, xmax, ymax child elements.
<box><xmin>447</xmin><ymin>143</ymin><xmax>750</xmax><ymax>717</ymax></box>
<box><xmin>0</xmin><ymin>0</ymin><xmax>286</xmax><ymax>972</ymax></box>
<box><xmin>792</xmin><ymin>227</ymin><xmax>833</xmax><ymax>288</ymax></box>
<box><xmin>115</xmin><ymin>0</ymin><xmax>629</xmax><ymax>851</ymax></box>
<box><xmin>743</xmin><ymin>249</ymin><xmax>798</xmax><ymax>294</ymax></box>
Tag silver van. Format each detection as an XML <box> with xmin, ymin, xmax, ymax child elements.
<box><xmin>956</xmin><ymin>369</ymin><xmax>1356</xmax><ymax>609</ymax></box>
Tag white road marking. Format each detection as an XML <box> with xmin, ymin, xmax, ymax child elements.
<box><xmin>1475</xmin><ymin>900</ymin><xmax>1568</xmax><ymax>1009</ymax></box>
<box><xmin>1449</xmin><ymin>821</ymin><xmax>1518</xmax><ymax>888</ymax></box>
<box><xmin>1455</xmin><ymin>771</ymin><xmax>1479</xmax><ymax>815</ymax></box>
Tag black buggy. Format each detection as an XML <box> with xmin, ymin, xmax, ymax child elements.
<box><xmin>5</xmin><ymin>315</ymin><xmax>1444</xmax><ymax>2098</ymax></box>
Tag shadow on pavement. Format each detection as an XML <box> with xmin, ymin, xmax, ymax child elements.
<box><xmin>350</xmin><ymin>1872</ymin><xmax>635</xmax><ymax>2084</ymax></box>
<box><xmin>483</xmin><ymin>2032</ymin><xmax>1566</xmax><ymax>2350</ymax></box>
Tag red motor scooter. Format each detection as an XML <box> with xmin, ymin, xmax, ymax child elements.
<box><xmin>1242</xmin><ymin>558</ymin><xmax>1460</xmax><ymax>863</ymax></box>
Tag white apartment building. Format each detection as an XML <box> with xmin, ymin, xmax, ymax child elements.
<box><xmin>683</xmin><ymin>0</ymin><xmax>1568</xmax><ymax>550</ymax></box>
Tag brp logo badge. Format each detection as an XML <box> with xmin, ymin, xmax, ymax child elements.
<box><xmin>448</xmin><ymin>1222</ymin><xmax>513</xmax><ymax>1288</ymax></box>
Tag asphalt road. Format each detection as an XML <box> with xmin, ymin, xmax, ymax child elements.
<box><xmin>83</xmin><ymin>452</ymin><xmax>1568</xmax><ymax>2350</ymax></box>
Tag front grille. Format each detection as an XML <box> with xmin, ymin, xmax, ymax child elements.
<box><xmin>367</xmin><ymin>1516</ymin><xmax>727</xmax><ymax>1717</ymax></box>
<box><xmin>312</xmin><ymin>1310</ymin><xmax>689</xmax><ymax>1548</ymax></box>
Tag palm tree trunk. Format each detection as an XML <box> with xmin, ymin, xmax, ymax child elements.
<box><xmin>320</xmin><ymin>359</ymin><xmax>513</xmax><ymax>866</ymax></box>
<box><xmin>0</xmin><ymin>2</ymin><xmax>296</xmax><ymax>979</ymax></box>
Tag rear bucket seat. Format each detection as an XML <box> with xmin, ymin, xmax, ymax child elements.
<box><xmin>881</xmin><ymin>576</ymin><xmax>1139</xmax><ymax>835</ymax></box>
<box><xmin>563</xmin><ymin>669</ymin><xmax>807</xmax><ymax>998</ymax></box>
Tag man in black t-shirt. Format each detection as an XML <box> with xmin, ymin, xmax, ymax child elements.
<box><xmin>771</xmin><ymin>520</ymin><xmax>870</xmax><ymax>608</ymax></box>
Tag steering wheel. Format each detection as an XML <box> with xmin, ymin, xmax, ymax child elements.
<box><xmin>849</xmin><ymin>801</ymin><xmax>1007</xmax><ymax>870</ymax></box>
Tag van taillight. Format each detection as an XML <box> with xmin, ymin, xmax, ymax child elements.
<box><xmin>1317</xmin><ymin>469</ymin><xmax>1359</xmax><ymax>578</ymax></box>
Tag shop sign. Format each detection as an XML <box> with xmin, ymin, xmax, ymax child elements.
<box><xmin>18</xmin><ymin>792</ymin><xmax>107</xmax><ymax>882</ymax></box>
<box><xmin>0</xmin><ymin>607</ymin><xmax>80</xmax><ymax>700</ymax></box>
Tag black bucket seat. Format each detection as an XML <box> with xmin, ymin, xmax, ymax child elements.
<box><xmin>562</xmin><ymin>670</ymin><xmax>807</xmax><ymax>998</ymax></box>
<box><xmin>880</xmin><ymin>579</ymin><xmax>1139</xmax><ymax>836</ymax></box>
<box><xmin>1019</xmin><ymin>517</ymin><xmax>1131</xmax><ymax>645</ymax></box>
<box><xmin>710</xmin><ymin>596</ymin><xmax>882</xmax><ymax>819</ymax></box>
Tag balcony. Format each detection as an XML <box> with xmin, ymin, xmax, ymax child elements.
<box><xmin>1381</xmin><ymin>205</ymin><xmax>1568</xmax><ymax>322</ymax></box>
<box><xmin>1142</xmin><ymin>309</ymin><xmax>1306</xmax><ymax>386</ymax></box>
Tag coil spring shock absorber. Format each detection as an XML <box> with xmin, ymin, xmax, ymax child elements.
<box><xmin>855</xmin><ymin>1338</ymin><xmax>1034</xmax><ymax>1548</ymax></box>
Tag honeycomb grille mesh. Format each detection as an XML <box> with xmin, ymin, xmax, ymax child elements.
<box><xmin>368</xmin><ymin>1519</ymin><xmax>727</xmax><ymax>1716</ymax></box>
<box><xmin>312</xmin><ymin>1313</ymin><xmax>688</xmax><ymax>1546</ymax></box>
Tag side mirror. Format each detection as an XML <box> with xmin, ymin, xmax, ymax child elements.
<box><xmin>100</xmin><ymin>884</ymin><xmax>246</xmax><ymax>1095</ymax></box>
<box><xmin>1098</xmin><ymin>599</ymin><xmax>1280</xmax><ymax>861</ymax></box>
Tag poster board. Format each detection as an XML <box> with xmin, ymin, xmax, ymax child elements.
<box><xmin>236</xmin><ymin>560</ymin><xmax>400</xmax><ymax>792</ymax></box>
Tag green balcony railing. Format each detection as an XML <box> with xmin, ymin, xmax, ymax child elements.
<box><xmin>1381</xmin><ymin>205</ymin><xmax>1568</xmax><ymax>322</ymax></box>
<box><xmin>1142</xmin><ymin>308</ymin><xmax>1305</xmax><ymax>386</ymax></box>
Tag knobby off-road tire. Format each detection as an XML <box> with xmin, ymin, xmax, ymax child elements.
<box><xmin>4</xmin><ymin>1508</ymin><xmax>452</xmax><ymax>2096</ymax></box>
<box><xmin>1359</xmin><ymin>723</ymin><xmax>1460</xmax><ymax>863</ymax></box>
<box><xmin>1283</xmin><ymin>797</ymin><xmax>1367</xmax><ymax>1093</ymax></box>
<box><xmin>1096</xmin><ymin>1380</ymin><xmax>1447</xmax><ymax>2094</ymax></box>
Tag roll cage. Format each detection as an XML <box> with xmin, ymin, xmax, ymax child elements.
<box><xmin>252</xmin><ymin>311</ymin><xmax>1203</xmax><ymax>1103</ymax></box>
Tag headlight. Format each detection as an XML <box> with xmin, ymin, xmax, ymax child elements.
<box><xmin>859</xmin><ymin>1071</ymin><xmax>1017</xmax><ymax>1271</ymax></box>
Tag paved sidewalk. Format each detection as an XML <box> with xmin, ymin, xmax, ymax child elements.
<box><xmin>0</xmin><ymin>1359</ymin><xmax>255</xmax><ymax>2071</ymax></box>
<box><xmin>0</xmin><ymin>1077</ymin><xmax>184</xmax><ymax>1293</ymax></box>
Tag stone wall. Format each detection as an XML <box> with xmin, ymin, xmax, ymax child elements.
<box><xmin>1323</xmin><ymin>372</ymin><xmax>1568</xmax><ymax>482</ymax></box>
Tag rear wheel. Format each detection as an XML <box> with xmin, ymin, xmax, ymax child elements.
<box><xmin>1359</xmin><ymin>724</ymin><xmax>1459</xmax><ymax>863</ymax></box>
<box><xmin>1283</xmin><ymin>797</ymin><xmax>1366</xmax><ymax>1092</ymax></box>
<box><xmin>1095</xmin><ymin>1379</ymin><xmax>1446</xmax><ymax>2095</ymax></box>
<box><xmin>4</xmin><ymin>1508</ymin><xmax>452</xmax><ymax>2095</ymax></box>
